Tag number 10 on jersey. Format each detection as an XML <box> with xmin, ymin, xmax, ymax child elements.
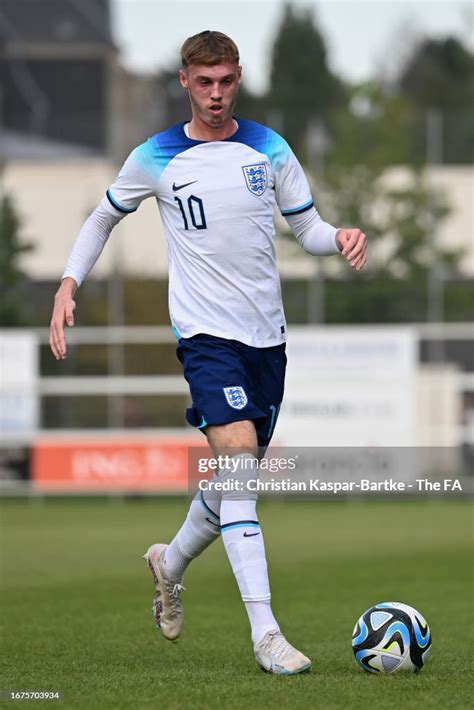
<box><xmin>174</xmin><ymin>195</ymin><xmax>207</xmax><ymax>231</ymax></box>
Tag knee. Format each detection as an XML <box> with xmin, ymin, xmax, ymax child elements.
<box><xmin>206</xmin><ymin>420</ymin><xmax>258</xmax><ymax>457</ymax></box>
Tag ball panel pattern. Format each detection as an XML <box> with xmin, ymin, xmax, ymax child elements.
<box><xmin>352</xmin><ymin>602</ymin><xmax>432</xmax><ymax>673</ymax></box>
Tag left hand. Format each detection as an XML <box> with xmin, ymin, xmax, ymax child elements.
<box><xmin>336</xmin><ymin>228</ymin><xmax>368</xmax><ymax>271</ymax></box>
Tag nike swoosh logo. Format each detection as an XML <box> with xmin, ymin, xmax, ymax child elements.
<box><xmin>243</xmin><ymin>531</ymin><xmax>260</xmax><ymax>537</ymax></box>
<box><xmin>205</xmin><ymin>517</ymin><xmax>221</xmax><ymax>529</ymax></box>
<box><xmin>172</xmin><ymin>180</ymin><xmax>197</xmax><ymax>191</ymax></box>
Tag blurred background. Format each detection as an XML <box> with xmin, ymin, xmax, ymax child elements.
<box><xmin>0</xmin><ymin>0</ymin><xmax>473</xmax><ymax>492</ymax></box>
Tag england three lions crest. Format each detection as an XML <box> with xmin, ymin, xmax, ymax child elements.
<box><xmin>242</xmin><ymin>163</ymin><xmax>268</xmax><ymax>196</ymax></box>
<box><xmin>223</xmin><ymin>386</ymin><xmax>248</xmax><ymax>410</ymax></box>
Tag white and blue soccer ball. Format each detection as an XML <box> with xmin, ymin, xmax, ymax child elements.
<box><xmin>352</xmin><ymin>601</ymin><xmax>432</xmax><ymax>673</ymax></box>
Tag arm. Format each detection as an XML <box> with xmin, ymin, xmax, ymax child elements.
<box><xmin>49</xmin><ymin>202</ymin><xmax>121</xmax><ymax>360</ymax></box>
<box><xmin>49</xmin><ymin>141</ymin><xmax>155</xmax><ymax>360</ymax></box>
<box><xmin>271</xmin><ymin>130</ymin><xmax>367</xmax><ymax>270</ymax></box>
<box><xmin>285</xmin><ymin>206</ymin><xmax>339</xmax><ymax>256</ymax></box>
<box><xmin>285</xmin><ymin>207</ymin><xmax>368</xmax><ymax>271</ymax></box>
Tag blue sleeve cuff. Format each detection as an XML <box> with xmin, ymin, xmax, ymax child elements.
<box><xmin>106</xmin><ymin>189</ymin><xmax>137</xmax><ymax>214</ymax></box>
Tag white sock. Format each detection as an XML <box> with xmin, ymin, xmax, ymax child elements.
<box><xmin>220</xmin><ymin>498</ymin><xmax>270</xmax><ymax>600</ymax></box>
<box><xmin>220</xmin><ymin>495</ymin><xmax>280</xmax><ymax>643</ymax></box>
<box><xmin>245</xmin><ymin>601</ymin><xmax>280</xmax><ymax>645</ymax></box>
<box><xmin>163</xmin><ymin>490</ymin><xmax>221</xmax><ymax>580</ymax></box>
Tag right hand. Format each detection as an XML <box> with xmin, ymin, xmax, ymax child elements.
<box><xmin>49</xmin><ymin>278</ymin><xmax>78</xmax><ymax>360</ymax></box>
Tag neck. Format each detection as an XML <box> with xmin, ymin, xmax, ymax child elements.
<box><xmin>188</xmin><ymin>115</ymin><xmax>237</xmax><ymax>141</ymax></box>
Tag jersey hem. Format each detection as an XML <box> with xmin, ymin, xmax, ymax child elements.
<box><xmin>174</xmin><ymin>325</ymin><xmax>287</xmax><ymax>349</ymax></box>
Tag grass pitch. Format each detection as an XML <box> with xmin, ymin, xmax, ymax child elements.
<box><xmin>1</xmin><ymin>498</ymin><xmax>472</xmax><ymax>709</ymax></box>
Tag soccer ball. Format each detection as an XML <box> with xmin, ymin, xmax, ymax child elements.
<box><xmin>352</xmin><ymin>601</ymin><xmax>432</xmax><ymax>673</ymax></box>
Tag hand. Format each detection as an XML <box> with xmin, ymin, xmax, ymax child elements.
<box><xmin>336</xmin><ymin>228</ymin><xmax>368</xmax><ymax>271</ymax></box>
<box><xmin>49</xmin><ymin>278</ymin><xmax>78</xmax><ymax>360</ymax></box>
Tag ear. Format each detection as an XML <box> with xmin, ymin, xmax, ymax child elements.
<box><xmin>179</xmin><ymin>69</ymin><xmax>188</xmax><ymax>89</ymax></box>
<box><xmin>237</xmin><ymin>66</ymin><xmax>242</xmax><ymax>83</ymax></box>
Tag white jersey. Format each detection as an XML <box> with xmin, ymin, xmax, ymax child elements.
<box><xmin>87</xmin><ymin>119</ymin><xmax>320</xmax><ymax>348</ymax></box>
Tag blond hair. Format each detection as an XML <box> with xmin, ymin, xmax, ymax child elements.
<box><xmin>181</xmin><ymin>30</ymin><xmax>239</xmax><ymax>67</ymax></box>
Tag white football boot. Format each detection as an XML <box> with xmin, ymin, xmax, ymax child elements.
<box><xmin>143</xmin><ymin>543</ymin><xmax>185</xmax><ymax>641</ymax></box>
<box><xmin>254</xmin><ymin>630</ymin><xmax>312</xmax><ymax>675</ymax></box>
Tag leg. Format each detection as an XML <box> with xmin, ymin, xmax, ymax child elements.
<box><xmin>206</xmin><ymin>421</ymin><xmax>280</xmax><ymax>642</ymax></box>
<box><xmin>144</xmin><ymin>334</ymin><xmax>308</xmax><ymax>668</ymax></box>
<box><xmin>160</xmin><ymin>358</ymin><xmax>262</xmax><ymax>584</ymax></box>
<box><xmin>162</xmin><ymin>419</ymin><xmax>257</xmax><ymax>587</ymax></box>
<box><xmin>207</xmin><ymin>420</ymin><xmax>311</xmax><ymax>674</ymax></box>
<box><xmin>143</xmin><ymin>485</ymin><xmax>221</xmax><ymax>640</ymax></box>
<box><xmin>162</xmin><ymin>485</ymin><xmax>221</xmax><ymax>581</ymax></box>
<box><xmin>143</xmin><ymin>336</ymin><xmax>253</xmax><ymax>640</ymax></box>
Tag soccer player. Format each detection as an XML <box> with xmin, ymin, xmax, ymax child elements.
<box><xmin>49</xmin><ymin>31</ymin><xmax>367</xmax><ymax>675</ymax></box>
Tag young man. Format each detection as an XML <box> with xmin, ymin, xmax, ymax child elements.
<box><xmin>50</xmin><ymin>31</ymin><xmax>367</xmax><ymax>675</ymax></box>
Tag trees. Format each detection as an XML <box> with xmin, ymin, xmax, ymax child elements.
<box><xmin>308</xmin><ymin>164</ymin><xmax>457</xmax><ymax>281</ymax></box>
<box><xmin>0</xmin><ymin>193</ymin><xmax>34</xmax><ymax>326</ymax></box>
<box><xmin>397</xmin><ymin>37</ymin><xmax>474</xmax><ymax>164</ymax></box>
<box><xmin>399</xmin><ymin>36</ymin><xmax>474</xmax><ymax>110</ymax></box>
<box><xmin>267</xmin><ymin>4</ymin><xmax>345</xmax><ymax>155</ymax></box>
<box><xmin>266</xmin><ymin>13</ymin><xmax>467</xmax><ymax>285</ymax></box>
<box><xmin>377</xmin><ymin>173</ymin><xmax>458</xmax><ymax>279</ymax></box>
<box><xmin>327</xmin><ymin>86</ymin><xmax>421</xmax><ymax>171</ymax></box>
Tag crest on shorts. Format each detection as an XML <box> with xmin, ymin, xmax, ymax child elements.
<box><xmin>223</xmin><ymin>386</ymin><xmax>248</xmax><ymax>410</ymax></box>
<box><xmin>242</xmin><ymin>163</ymin><xmax>267</xmax><ymax>196</ymax></box>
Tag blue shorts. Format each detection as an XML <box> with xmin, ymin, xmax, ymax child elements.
<box><xmin>176</xmin><ymin>333</ymin><xmax>286</xmax><ymax>448</ymax></box>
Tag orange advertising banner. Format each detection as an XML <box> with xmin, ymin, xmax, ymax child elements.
<box><xmin>32</xmin><ymin>437</ymin><xmax>208</xmax><ymax>492</ymax></box>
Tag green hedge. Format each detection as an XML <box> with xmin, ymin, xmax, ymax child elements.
<box><xmin>28</xmin><ymin>276</ymin><xmax>474</xmax><ymax>331</ymax></box>
<box><xmin>282</xmin><ymin>277</ymin><xmax>474</xmax><ymax>323</ymax></box>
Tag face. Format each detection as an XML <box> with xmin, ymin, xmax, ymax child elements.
<box><xmin>179</xmin><ymin>62</ymin><xmax>242</xmax><ymax>129</ymax></box>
